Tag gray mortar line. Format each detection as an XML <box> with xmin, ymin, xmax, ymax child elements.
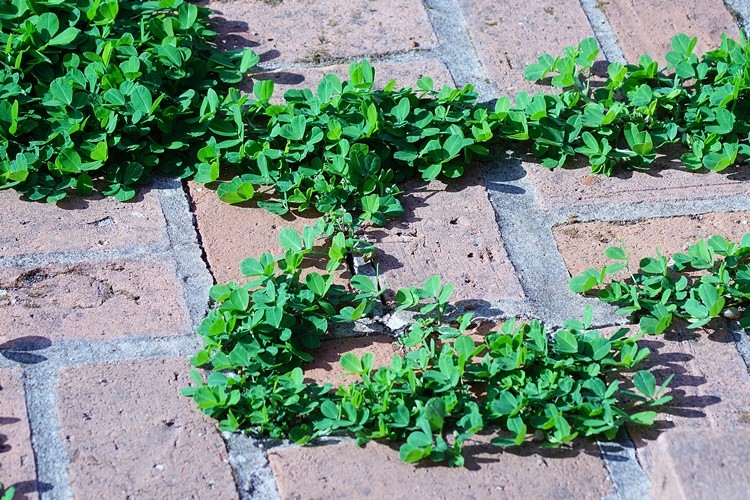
<box><xmin>480</xmin><ymin>152</ymin><xmax>651</xmax><ymax>498</ymax></box>
<box><xmin>578</xmin><ymin>0</ymin><xmax>627</xmax><ymax>64</ymax></box>
<box><xmin>0</xmin><ymin>244</ymin><xmax>171</xmax><ymax>269</ymax></box>
<box><xmin>420</xmin><ymin>0</ymin><xmax>495</xmax><ymax>98</ymax></box>
<box><xmin>0</xmin><ymin>335</ymin><xmax>203</xmax><ymax>371</ymax></box>
<box><xmin>545</xmin><ymin>195</ymin><xmax>750</xmax><ymax>227</ymax></box>
<box><xmin>729</xmin><ymin>321</ymin><xmax>750</xmax><ymax>373</ymax></box>
<box><xmin>153</xmin><ymin>177</ymin><xmax>216</xmax><ymax>329</ymax></box>
<box><xmin>23</xmin><ymin>366</ymin><xmax>72</xmax><ymax>500</ymax></box>
<box><xmin>223</xmin><ymin>434</ymin><xmax>282</xmax><ymax>500</ymax></box>
<box><xmin>598</xmin><ymin>433</ymin><xmax>651</xmax><ymax>500</ymax></box>
<box><xmin>154</xmin><ymin>177</ymin><xmax>282</xmax><ymax>498</ymax></box>
<box><xmin>480</xmin><ymin>153</ymin><xmax>622</xmax><ymax>327</ymax></box>
<box><xmin>725</xmin><ymin>0</ymin><xmax>750</xmax><ymax>31</ymax></box>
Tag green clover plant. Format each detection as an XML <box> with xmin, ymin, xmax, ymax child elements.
<box><xmin>571</xmin><ymin>234</ymin><xmax>750</xmax><ymax>334</ymax></box>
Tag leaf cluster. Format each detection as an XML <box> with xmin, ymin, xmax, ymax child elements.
<box><xmin>184</xmin><ymin>235</ymin><xmax>671</xmax><ymax>466</ymax></box>
<box><xmin>192</xmin><ymin>62</ymin><xmax>492</xmax><ymax>224</ymax></box>
<box><xmin>0</xmin><ymin>482</ymin><xmax>15</xmax><ymax>500</ymax></box>
<box><xmin>522</xmin><ymin>33</ymin><xmax>750</xmax><ymax>174</ymax></box>
<box><xmin>571</xmin><ymin>234</ymin><xmax>750</xmax><ymax>334</ymax></box>
<box><xmin>0</xmin><ymin>0</ymin><xmax>259</xmax><ymax>201</ymax></box>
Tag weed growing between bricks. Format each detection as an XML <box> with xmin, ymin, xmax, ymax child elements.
<box><xmin>2</xmin><ymin>0</ymin><xmax>750</xmax><ymax>466</ymax></box>
<box><xmin>571</xmin><ymin>235</ymin><xmax>750</xmax><ymax>334</ymax></box>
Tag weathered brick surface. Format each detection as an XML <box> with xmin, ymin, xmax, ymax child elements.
<box><xmin>459</xmin><ymin>0</ymin><xmax>597</xmax><ymax>95</ymax></box>
<box><xmin>250</xmin><ymin>59</ymin><xmax>455</xmax><ymax>104</ymax></box>
<box><xmin>525</xmin><ymin>158</ymin><xmax>750</xmax><ymax>209</ymax></box>
<box><xmin>56</xmin><ymin>357</ymin><xmax>237</xmax><ymax>499</ymax></box>
<box><xmin>208</xmin><ymin>0</ymin><xmax>436</xmax><ymax>64</ymax></box>
<box><xmin>304</xmin><ymin>335</ymin><xmax>400</xmax><ymax>386</ymax></box>
<box><xmin>649</xmin><ymin>429</ymin><xmax>750</xmax><ymax>500</ymax></box>
<box><xmin>0</xmin><ymin>188</ymin><xmax>167</xmax><ymax>258</ymax></box>
<box><xmin>0</xmin><ymin>260</ymin><xmax>190</xmax><ymax>342</ymax></box>
<box><xmin>602</xmin><ymin>0</ymin><xmax>739</xmax><ymax>63</ymax></box>
<box><xmin>268</xmin><ymin>438</ymin><xmax>614</xmax><ymax>498</ymax></box>
<box><xmin>553</xmin><ymin>211</ymin><xmax>750</xmax><ymax>277</ymax></box>
<box><xmin>627</xmin><ymin>322</ymin><xmax>750</xmax><ymax>474</ymax></box>
<box><xmin>366</xmin><ymin>167</ymin><xmax>524</xmax><ymax>303</ymax></box>
<box><xmin>0</xmin><ymin>369</ymin><xmax>37</xmax><ymax>499</ymax></box>
<box><xmin>187</xmin><ymin>181</ymin><xmax>341</xmax><ymax>285</ymax></box>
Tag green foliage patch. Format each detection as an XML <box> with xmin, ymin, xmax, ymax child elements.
<box><xmin>0</xmin><ymin>0</ymin><xmax>258</xmax><ymax>201</ymax></box>
<box><xmin>182</xmin><ymin>227</ymin><xmax>671</xmax><ymax>467</ymax></box>
<box><xmin>6</xmin><ymin>2</ymin><xmax>746</xmax><ymax>468</ymax></box>
<box><xmin>523</xmin><ymin>34</ymin><xmax>750</xmax><ymax>174</ymax></box>
<box><xmin>571</xmin><ymin>234</ymin><xmax>750</xmax><ymax>334</ymax></box>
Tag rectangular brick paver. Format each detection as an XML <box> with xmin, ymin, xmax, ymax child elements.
<box><xmin>187</xmin><ymin>182</ymin><xmax>343</xmax><ymax>285</ymax></box>
<box><xmin>366</xmin><ymin>167</ymin><xmax>525</xmax><ymax>304</ymax></box>
<box><xmin>459</xmin><ymin>0</ymin><xmax>597</xmax><ymax>95</ymax></box>
<box><xmin>55</xmin><ymin>357</ymin><xmax>237</xmax><ymax>499</ymax></box>
<box><xmin>0</xmin><ymin>369</ymin><xmax>37</xmax><ymax>499</ymax></box>
<box><xmin>190</xmin><ymin>60</ymin><xmax>454</xmax><ymax>286</ymax></box>
<box><xmin>628</xmin><ymin>322</ymin><xmax>750</xmax><ymax>474</ymax></box>
<box><xmin>601</xmin><ymin>0</ymin><xmax>739</xmax><ymax>63</ymax></box>
<box><xmin>268</xmin><ymin>438</ymin><xmax>614</xmax><ymax>499</ymax></box>
<box><xmin>526</xmin><ymin>158</ymin><xmax>750</xmax><ymax>209</ymax></box>
<box><xmin>0</xmin><ymin>189</ymin><xmax>168</xmax><ymax>258</ymax></box>
<box><xmin>208</xmin><ymin>0</ymin><xmax>436</xmax><ymax>64</ymax></box>
<box><xmin>304</xmin><ymin>335</ymin><xmax>401</xmax><ymax>386</ymax></box>
<box><xmin>0</xmin><ymin>259</ymin><xmax>190</xmax><ymax>342</ymax></box>
<box><xmin>649</xmin><ymin>428</ymin><xmax>750</xmax><ymax>500</ymax></box>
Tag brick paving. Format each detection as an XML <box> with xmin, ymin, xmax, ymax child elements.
<box><xmin>1</xmin><ymin>1</ymin><xmax>750</xmax><ymax>499</ymax></box>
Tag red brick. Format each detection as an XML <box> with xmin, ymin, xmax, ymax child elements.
<box><xmin>601</xmin><ymin>0</ymin><xmax>739</xmax><ymax>63</ymax></box>
<box><xmin>0</xmin><ymin>188</ymin><xmax>168</xmax><ymax>257</ymax></box>
<box><xmin>56</xmin><ymin>357</ymin><xmax>237</xmax><ymax>499</ymax></box>
<box><xmin>649</xmin><ymin>429</ymin><xmax>750</xmax><ymax>500</ymax></box>
<box><xmin>208</xmin><ymin>0</ymin><xmax>437</xmax><ymax>64</ymax></box>
<box><xmin>553</xmin><ymin>211</ymin><xmax>750</xmax><ymax>277</ymax></box>
<box><xmin>460</xmin><ymin>0</ymin><xmax>597</xmax><ymax>95</ymax></box>
<box><xmin>628</xmin><ymin>322</ymin><xmax>750</xmax><ymax>475</ymax></box>
<box><xmin>188</xmin><ymin>181</ymin><xmax>344</xmax><ymax>285</ymax></box>
<box><xmin>0</xmin><ymin>260</ymin><xmax>190</xmax><ymax>342</ymax></box>
<box><xmin>268</xmin><ymin>437</ymin><xmax>614</xmax><ymax>498</ymax></box>
<box><xmin>366</xmin><ymin>167</ymin><xmax>524</xmax><ymax>303</ymax></box>
<box><xmin>525</xmin><ymin>158</ymin><xmax>750</xmax><ymax>209</ymax></box>
<box><xmin>304</xmin><ymin>335</ymin><xmax>401</xmax><ymax>386</ymax></box>
<box><xmin>250</xmin><ymin>60</ymin><xmax>455</xmax><ymax>104</ymax></box>
<box><xmin>0</xmin><ymin>369</ymin><xmax>37</xmax><ymax>499</ymax></box>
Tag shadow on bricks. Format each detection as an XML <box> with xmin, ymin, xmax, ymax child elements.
<box><xmin>0</xmin><ymin>336</ymin><xmax>52</xmax><ymax>365</ymax></box>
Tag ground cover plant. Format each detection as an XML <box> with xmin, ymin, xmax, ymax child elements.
<box><xmin>0</xmin><ymin>0</ymin><xmax>259</xmax><ymax>202</ymax></box>
<box><xmin>2</xmin><ymin>0</ymin><xmax>747</xmax><ymax>467</ymax></box>
<box><xmin>0</xmin><ymin>482</ymin><xmax>14</xmax><ymax>500</ymax></box>
<box><xmin>181</xmin><ymin>230</ymin><xmax>671</xmax><ymax>466</ymax></box>
<box><xmin>571</xmin><ymin>234</ymin><xmax>750</xmax><ymax>334</ymax></box>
